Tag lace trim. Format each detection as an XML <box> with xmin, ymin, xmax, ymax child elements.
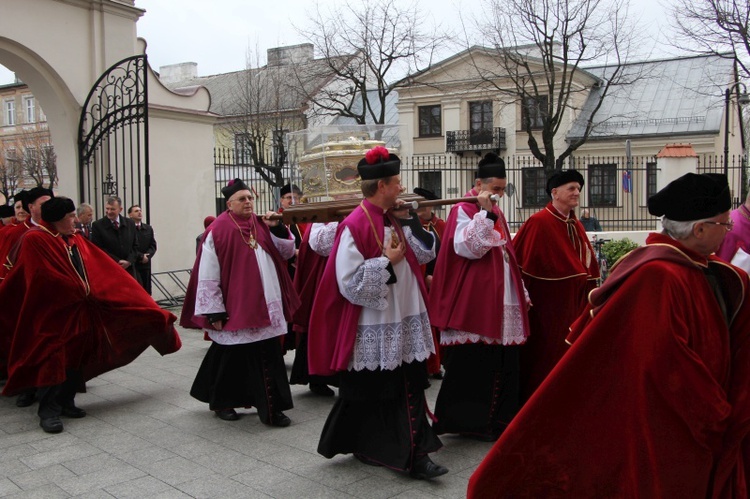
<box><xmin>402</xmin><ymin>226</ymin><xmax>435</xmax><ymax>265</ymax></box>
<box><xmin>464</xmin><ymin>212</ymin><xmax>504</xmax><ymax>258</ymax></box>
<box><xmin>312</xmin><ymin>223</ymin><xmax>338</xmax><ymax>257</ymax></box>
<box><xmin>195</xmin><ymin>280</ymin><xmax>225</xmax><ymax>314</ymax></box>
<box><xmin>207</xmin><ymin>299</ymin><xmax>286</xmax><ymax>345</ymax></box>
<box><xmin>342</xmin><ymin>256</ymin><xmax>391</xmax><ymax>310</ymax></box>
<box><xmin>350</xmin><ymin>312</ymin><xmax>434</xmax><ymax>371</ymax></box>
<box><xmin>272</xmin><ymin>231</ymin><xmax>295</xmax><ymax>260</ymax></box>
<box><xmin>440</xmin><ymin>305</ymin><xmax>527</xmax><ymax>346</ymax></box>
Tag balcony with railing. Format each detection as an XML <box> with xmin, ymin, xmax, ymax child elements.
<box><xmin>446</xmin><ymin>127</ymin><xmax>506</xmax><ymax>155</ymax></box>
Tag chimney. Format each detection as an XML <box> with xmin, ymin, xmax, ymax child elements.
<box><xmin>158</xmin><ymin>62</ymin><xmax>198</xmax><ymax>84</ymax></box>
<box><xmin>267</xmin><ymin>43</ymin><xmax>314</xmax><ymax>67</ymax></box>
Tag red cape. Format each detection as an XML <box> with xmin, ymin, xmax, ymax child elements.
<box><xmin>180</xmin><ymin>210</ymin><xmax>300</xmax><ymax>331</ymax></box>
<box><xmin>0</xmin><ymin>221</ymin><xmax>31</xmax><ymax>279</ymax></box>
<box><xmin>0</xmin><ymin>226</ymin><xmax>181</xmax><ymax>396</ymax></box>
<box><xmin>468</xmin><ymin>234</ymin><xmax>750</xmax><ymax>498</ymax></box>
<box><xmin>512</xmin><ymin>203</ymin><xmax>599</xmax><ymax>397</ymax></box>
<box><xmin>291</xmin><ymin>224</ymin><xmax>329</xmax><ymax>335</ymax></box>
<box><xmin>429</xmin><ymin>194</ymin><xmax>529</xmax><ymax>341</ymax></box>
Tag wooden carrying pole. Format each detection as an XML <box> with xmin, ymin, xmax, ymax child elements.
<box><xmin>271</xmin><ymin>195</ymin><xmax>499</xmax><ymax>224</ymax></box>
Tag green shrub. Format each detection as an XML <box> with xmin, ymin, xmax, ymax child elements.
<box><xmin>600</xmin><ymin>238</ymin><xmax>640</xmax><ymax>265</ymax></box>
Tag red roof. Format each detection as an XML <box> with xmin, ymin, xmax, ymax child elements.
<box><xmin>656</xmin><ymin>143</ymin><xmax>698</xmax><ymax>158</ymax></box>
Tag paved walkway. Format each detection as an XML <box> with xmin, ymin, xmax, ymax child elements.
<box><xmin>0</xmin><ymin>317</ymin><xmax>493</xmax><ymax>498</ymax></box>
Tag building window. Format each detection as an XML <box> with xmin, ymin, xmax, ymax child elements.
<box><xmin>469</xmin><ymin>101</ymin><xmax>493</xmax><ymax>145</ymax></box>
<box><xmin>24</xmin><ymin>146</ymin><xmax>38</xmax><ymax>166</ymax></box>
<box><xmin>5</xmin><ymin>147</ymin><xmax>17</xmax><ymax>164</ymax></box>
<box><xmin>4</xmin><ymin>99</ymin><xmax>15</xmax><ymax>126</ymax></box>
<box><xmin>522</xmin><ymin>95</ymin><xmax>548</xmax><ymax>130</ymax></box>
<box><xmin>24</xmin><ymin>96</ymin><xmax>35</xmax><ymax>123</ymax></box>
<box><xmin>417</xmin><ymin>171</ymin><xmax>442</xmax><ymax>199</ymax></box>
<box><xmin>234</xmin><ymin>133</ymin><xmax>252</xmax><ymax>164</ymax></box>
<box><xmin>418</xmin><ymin>105</ymin><xmax>442</xmax><ymax>137</ymax></box>
<box><xmin>588</xmin><ymin>163</ymin><xmax>617</xmax><ymax>207</ymax></box>
<box><xmin>522</xmin><ymin>168</ymin><xmax>548</xmax><ymax>207</ymax></box>
<box><xmin>646</xmin><ymin>162</ymin><xmax>657</xmax><ymax>199</ymax></box>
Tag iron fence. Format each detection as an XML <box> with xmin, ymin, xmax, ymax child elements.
<box><xmin>214</xmin><ymin>148</ymin><xmax>747</xmax><ymax>231</ymax></box>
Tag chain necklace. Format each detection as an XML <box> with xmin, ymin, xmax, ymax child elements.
<box><xmin>228</xmin><ymin>211</ymin><xmax>258</xmax><ymax>249</ymax></box>
<box><xmin>360</xmin><ymin>201</ymin><xmax>402</xmax><ymax>252</ymax></box>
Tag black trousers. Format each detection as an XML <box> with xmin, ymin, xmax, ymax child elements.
<box><xmin>434</xmin><ymin>342</ymin><xmax>520</xmax><ymax>440</ymax></box>
<box><xmin>37</xmin><ymin>370</ymin><xmax>82</xmax><ymax>419</ymax></box>
<box><xmin>318</xmin><ymin>360</ymin><xmax>442</xmax><ymax>472</ymax></box>
<box><xmin>135</xmin><ymin>264</ymin><xmax>151</xmax><ymax>295</ymax></box>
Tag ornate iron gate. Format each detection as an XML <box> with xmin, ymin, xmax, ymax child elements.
<box><xmin>78</xmin><ymin>55</ymin><xmax>150</xmax><ymax>219</ymax></box>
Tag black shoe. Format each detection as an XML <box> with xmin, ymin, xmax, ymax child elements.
<box><xmin>214</xmin><ymin>408</ymin><xmax>239</xmax><ymax>421</ymax></box>
<box><xmin>40</xmin><ymin>417</ymin><xmax>64</xmax><ymax>434</ymax></box>
<box><xmin>409</xmin><ymin>456</ymin><xmax>448</xmax><ymax>480</ymax></box>
<box><xmin>16</xmin><ymin>392</ymin><xmax>35</xmax><ymax>407</ymax></box>
<box><xmin>265</xmin><ymin>411</ymin><xmax>291</xmax><ymax>427</ymax></box>
<box><xmin>354</xmin><ymin>453</ymin><xmax>383</xmax><ymax>467</ymax></box>
<box><xmin>431</xmin><ymin>370</ymin><xmax>444</xmax><ymax>380</ymax></box>
<box><xmin>309</xmin><ymin>383</ymin><xmax>335</xmax><ymax>397</ymax></box>
<box><xmin>61</xmin><ymin>405</ymin><xmax>87</xmax><ymax>418</ymax></box>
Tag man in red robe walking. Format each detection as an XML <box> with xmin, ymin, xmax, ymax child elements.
<box><xmin>468</xmin><ymin>173</ymin><xmax>750</xmax><ymax>498</ymax></box>
<box><xmin>0</xmin><ymin>186</ymin><xmax>53</xmax><ymax>405</ymax></box>
<box><xmin>512</xmin><ymin>170</ymin><xmax>599</xmax><ymax>400</ymax></box>
<box><xmin>181</xmin><ymin>178</ymin><xmax>300</xmax><ymax>426</ymax></box>
<box><xmin>308</xmin><ymin>146</ymin><xmax>447</xmax><ymax>479</ymax></box>
<box><xmin>0</xmin><ymin>197</ymin><xmax>181</xmax><ymax>433</ymax></box>
<box><xmin>413</xmin><ymin>187</ymin><xmax>446</xmax><ymax>379</ymax></box>
<box><xmin>289</xmin><ymin>222</ymin><xmax>339</xmax><ymax>397</ymax></box>
<box><xmin>429</xmin><ymin>153</ymin><xmax>530</xmax><ymax>442</ymax></box>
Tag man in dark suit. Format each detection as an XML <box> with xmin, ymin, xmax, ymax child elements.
<box><xmin>91</xmin><ymin>195</ymin><xmax>139</xmax><ymax>282</ymax></box>
<box><xmin>74</xmin><ymin>203</ymin><xmax>94</xmax><ymax>239</ymax></box>
<box><xmin>128</xmin><ymin>204</ymin><xmax>157</xmax><ymax>295</ymax></box>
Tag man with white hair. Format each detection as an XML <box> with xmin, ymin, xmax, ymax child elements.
<box><xmin>181</xmin><ymin>178</ymin><xmax>299</xmax><ymax>427</ymax></box>
<box><xmin>469</xmin><ymin>173</ymin><xmax>750</xmax><ymax>498</ymax></box>
<box><xmin>74</xmin><ymin>202</ymin><xmax>94</xmax><ymax>239</ymax></box>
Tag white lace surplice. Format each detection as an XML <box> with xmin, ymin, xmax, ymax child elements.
<box><xmin>309</xmin><ymin>222</ymin><xmax>338</xmax><ymax>257</ymax></box>
<box><xmin>195</xmin><ymin>230</ymin><xmax>288</xmax><ymax>345</ymax></box>
<box><xmin>440</xmin><ymin>206</ymin><xmax>528</xmax><ymax>346</ymax></box>
<box><xmin>336</xmin><ymin>225</ymin><xmax>435</xmax><ymax>371</ymax></box>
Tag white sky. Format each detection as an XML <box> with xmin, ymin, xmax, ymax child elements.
<box><xmin>0</xmin><ymin>0</ymin><xmax>674</xmax><ymax>84</ymax></box>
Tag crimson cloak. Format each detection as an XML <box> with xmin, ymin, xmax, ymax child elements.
<box><xmin>468</xmin><ymin>233</ymin><xmax>750</xmax><ymax>498</ymax></box>
<box><xmin>429</xmin><ymin>194</ymin><xmax>529</xmax><ymax>341</ymax></box>
<box><xmin>0</xmin><ymin>225</ymin><xmax>181</xmax><ymax>396</ymax></box>
<box><xmin>512</xmin><ymin>202</ymin><xmax>599</xmax><ymax>398</ymax></box>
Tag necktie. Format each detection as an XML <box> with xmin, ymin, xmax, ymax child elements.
<box><xmin>113</xmin><ymin>219</ymin><xmax>119</xmax><ymax>230</ymax></box>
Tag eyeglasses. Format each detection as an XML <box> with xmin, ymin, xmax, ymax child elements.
<box><xmin>703</xmin><ymin>220</ymin><xmax>734</xmax><ymax>231</ymax></box>
<box><xmin>231</xmin><ymin>196</ymin><xmax>254</xmax><ymax>203</ymax></box>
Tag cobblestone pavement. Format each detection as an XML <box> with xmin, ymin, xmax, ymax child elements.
<box><xmin>0</xmin><ymin>319</ymin><xmax>494</xmax><ymax>498</ymax></box>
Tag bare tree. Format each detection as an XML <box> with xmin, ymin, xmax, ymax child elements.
<box><xmin>0</xmin><ymin>141</ymin><xmax>22</xmax><ymax>203</ymax></box>
<box><xmin>15</xmin><ymin>127</ymin><xmax>57</xmax><ymax>189</ymax></box>
<box><xmin>220</xmin><ymin>44</ymin><xmax>305</xmax><ymax>188</ymax></box>
<box><xmin>469</xmin><ymin>0</ymin><xmax>640</xmax><ymax>174</ymax></box>
<box><xmin>295</xmin><ymin>0</ymin><xmax>448</xmax><ymax>124</ymax></box>
<box><xmin>670</xmin><ymin>0</ymin><xmax>750</xmax><ymax>78</ymax></box>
